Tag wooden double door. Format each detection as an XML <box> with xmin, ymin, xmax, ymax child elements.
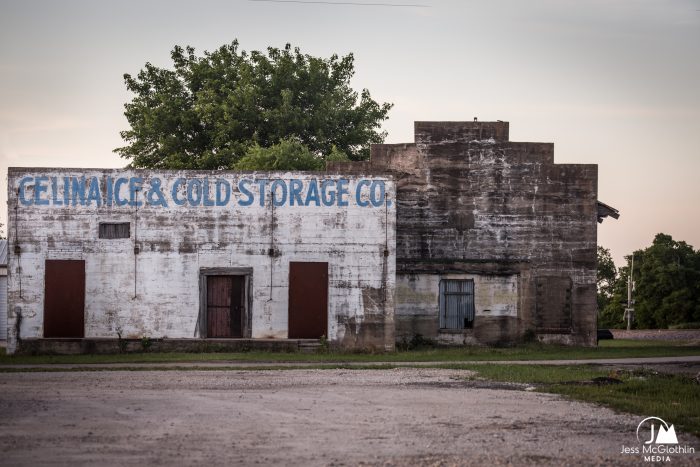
<box><xmin>206</xmin><ymin>275</ymin><xmax>245</xmax><ymax>338</ymax></box>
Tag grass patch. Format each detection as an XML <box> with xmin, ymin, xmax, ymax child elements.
<box><xmin>0</xmin><ymin>339</ymin><xmax>697</xmax><ymax>365</ymax></box>
<box><xmin>464</xmin><ymin>364</ymin><xmax>700</xmax><ymax>439</ymax></box>
<box><xmin>598</xmin><ymin>339</ymin><xmax>695</xmax><ymax>348</ymax></box>
<box><xmin>0</xmin><ymin>363</ymin><xmax>400</xmax><ymax>373</ymax></box>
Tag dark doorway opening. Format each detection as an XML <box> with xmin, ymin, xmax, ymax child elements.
<box><xmin>206</xmin><ymin>275</ymin><xmax>245</xmax><ymax>338</ymax></box>
<box><xmin>44</xmin><ymin>260</ymin><xmax>85</xmax><ymax>338</ymax></box>
<box><xmin>288</xmin><ymin>262</ymin><xmax>328</xmax><ymax>339</ymax></box>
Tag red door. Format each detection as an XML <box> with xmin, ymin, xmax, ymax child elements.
<box><xmin>44</xmin><ymin>260</ymin><xmax>85</xmax><ymax>338</ymax></box>
<box><xmin>207</xmin><ymin>275</ymin><xmax>244</xmax><ymax>338</ymax></box>
<box><xmin>288</xmin><ymin>262</ymin><xmax>328</xmax><ymax>339</ymax></box>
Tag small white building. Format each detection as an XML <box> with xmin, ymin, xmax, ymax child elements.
<box><xmin>5</xmin><ymin>169</ymin><xmax>396</xmax><ymax>354</ymax></box>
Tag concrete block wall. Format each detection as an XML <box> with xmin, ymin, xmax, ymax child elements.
<box><xmin>6</xmin><ymin>169</ymin><xmax>396</xmax><ymax>353</ymax></box>
<box><xmin>330</xmin><ymin>121</ymin><xmax>598</xmax><ymax>346</ymax></box>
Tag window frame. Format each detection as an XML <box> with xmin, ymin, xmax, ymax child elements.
<box><xmin>439</xmin><ymin>278</ymin><xmax>476</xmax><ymax>330</ymax></box>
<box><xmin>98</xmin><ymin>222</ymin><xmax>131</xmax><ymax>239</ymax></box>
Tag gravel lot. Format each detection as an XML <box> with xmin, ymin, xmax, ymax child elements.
<box><xmin>0</xmin><ymin>368</ymin><xmax>698</xmax><ymax>466</ymax></box>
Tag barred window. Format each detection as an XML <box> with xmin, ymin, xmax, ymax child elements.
<box><xmin>439</xmin><ymin>279</ymin><xmax>475</xmax><ymax>329</ymax></box>
<box><xmin>98</xmin><ymin>222</ymin><xmax>130</xmax><ymax>239</ymax></box>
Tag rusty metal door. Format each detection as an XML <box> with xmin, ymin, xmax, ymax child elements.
<box><xmin>207</xmin><ymin>275</ymin><xmax>244</xmax><ymax>338</ymax></box>
<box><xmin>288</xmin><ymin>262</ymin><xmax>328</xmax><ymax>339</ymax></box>
<box><xmin>44</xmin><ymin>260</ymin><xmax>85</xmax><ymax>338</ymax></box>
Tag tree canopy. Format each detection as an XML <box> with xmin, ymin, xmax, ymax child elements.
<box><xmin>115</xmin><ymin>41</ymin><xmax>392</xmax><ymax>170</ymax></box>
<box><xmin>632</xmin><ymin>234</ymin><xmax>700</xmax><ymax>328</ymax></box>
<box><xmin>235</xmin><ymin>138</ymin><xmax>324</xmax><ymax>171</ymax></box>
<box><xmin>598</xmin><ymin>234</ymin><xmax>700</xmax><ymax>329</ymax></box>
<box><xmin>596</xmin><ymin>246</ymin><xmax>617</xmax><ymax>312</ymax></box>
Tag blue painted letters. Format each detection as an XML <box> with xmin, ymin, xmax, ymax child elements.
<box><xmin>14</xmin><ymin>175</ymin><xmax>390</xmax><ymax>211</ymax></box>
<box><xmin>238</xmin><ymin>179</ymin><xmax>254</xmax><ymax>206</ymax></box>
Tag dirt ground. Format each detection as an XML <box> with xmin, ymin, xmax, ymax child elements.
<box><xmin>0</xmin><ymin>368</ymin><xmax>698</xmax><ymax>466</ymax></box>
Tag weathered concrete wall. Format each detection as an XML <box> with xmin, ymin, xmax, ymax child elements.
<box><xmin>6</xmin><ymin>169</ymin><xmax>396</xmax><ymax>353</ymax></box>
<box><xmin>396</xmin><ymin>273</ymin><xmax>519</xmax><ymax>345</ymax></box>
<box><xmin>330</xmin><ymin>121</ymin><xmax>598</xmax><ymax>346</ymax></box>
<box><xmin>0</xmin><ymin>273</ymin><xmax>6</xmax><ymax>342</ymax></box>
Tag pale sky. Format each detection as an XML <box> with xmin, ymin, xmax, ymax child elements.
<box><xmin>1</xmin><ymin>0</ymin><xmax>699</xmax><ymax>266</ymax></box>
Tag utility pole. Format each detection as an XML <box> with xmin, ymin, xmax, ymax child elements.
<box><xmin>625</xmin><ymin>256</ymin><xmax>635</xmax><ymax>330</ymax></box>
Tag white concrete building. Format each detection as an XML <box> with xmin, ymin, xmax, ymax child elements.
<box><xmin>5</xmin><ymin>169</ymin><xmax>396</xmax><ymax>354</ymax></box>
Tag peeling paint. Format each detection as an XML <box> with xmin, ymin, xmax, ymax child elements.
<box><xmin>6</xmin><ymin>170</ymin><xmax>397</xmax><ymax>353</ymax></box>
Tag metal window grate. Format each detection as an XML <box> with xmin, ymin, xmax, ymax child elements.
<box><xmin>439</xmin><ymin>279</ymin><xmax>475</xmax><ymax>329</ymax></box>
<box><xmin>99</xmin><ymin>222</ymin><xmax>130</xmax><ymax>239</ymax></box>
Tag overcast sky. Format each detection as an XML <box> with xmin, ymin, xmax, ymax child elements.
<box><xmin>1</xmin><ymin>0</ymin><xmax>698</xmax><ymax>266</ymax></box>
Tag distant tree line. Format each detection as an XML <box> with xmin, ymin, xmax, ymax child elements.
<box><xmin>598</xmin><ymin>234</ymin><xmax>700</xmax><ymax>329</ymax></box>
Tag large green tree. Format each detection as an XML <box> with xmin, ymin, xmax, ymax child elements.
<box><xmin>599</xmin><ymin>234</ymin><xmax>700</xmax><ymax>329</ymax></box>
<box><xmin>115</xmin><ymin>41</ymin><xmax>392</xmax><ymax>170</ymax></box>
<box><xmin>633</xmin><ymin>233</ymin><xmax>700</xmax><ymax>328</ymax></box>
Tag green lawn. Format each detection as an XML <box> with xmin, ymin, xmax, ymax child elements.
<box><xmin>460</xmin><ymin>364</ymin><xmax>700</xmax><ymax>439</ymax></box>
<box><xmin>0</xmin><ymin>339</ymin><xmax>698</xmax><ymax>365</ymax></box>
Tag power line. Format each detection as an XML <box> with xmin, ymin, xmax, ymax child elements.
<box><xmin>248</xmin><ymin>0</ymin><xmax>431</xmax><ymax>7</ymax></box>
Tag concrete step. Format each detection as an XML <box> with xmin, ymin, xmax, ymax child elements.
<box><xmin>297</xmin><ymin>340</ymin><xmax>322</xmax><ymax>353</ymax></box>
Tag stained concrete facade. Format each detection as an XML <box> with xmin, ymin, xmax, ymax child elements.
<box><xmin>330</xmin><ymin>121</ymin><xmax>600</xmax><ymax>346</ymax></box>
<box><xmin>5</xmin><ymin>170</ymin><xmax>396</xmax><ymax>354</ymax></box>
<box><xmin>5</xmin><ymin>120</ymin><xmax>606</xmax><ymax>353</ymax></box>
